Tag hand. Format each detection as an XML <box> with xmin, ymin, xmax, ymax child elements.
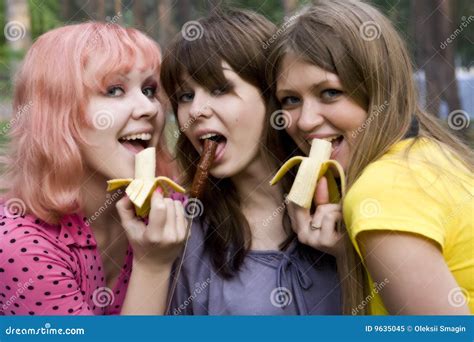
<box><xmin>287</xmin><ymin>176</ymin><xmax>345</xmax><ymax>257</ymax></box>
<box><xmin>116</xmin><ymin>189</ymin><xmax>188</xmax><ymax>270</ymax></box>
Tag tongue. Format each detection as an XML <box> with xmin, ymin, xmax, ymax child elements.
<box><xmin>121</xmin><ymin>140</ymin><xmax>145</xmax><ymax>154</ymax></box>
<box><xmin>331</xmin><ymin>136</ymin><xmax>343</xmax><ymax>149</ymax></box>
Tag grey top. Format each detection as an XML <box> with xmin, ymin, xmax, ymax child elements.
<box><xmin>169</xmin><ymin>220</ymin><xmax>341</xmax><ymax>315</ymax></box>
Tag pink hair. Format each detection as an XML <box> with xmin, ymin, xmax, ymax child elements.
<box><xmin>0</xmin><ymin>22</ymin><xmax>175</xmax><ymax>224</ymax></box>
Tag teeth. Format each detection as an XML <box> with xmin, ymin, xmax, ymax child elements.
<box><xmin>321</xmin><ymin>135</ymin><xmax>341</xmax><ymax>143</ymax></box>
<box><xmin>199</xmin><ymin>133</ymin><xmax>219</xmax><ymax>140</ymax></box>
<box><xmin>120</xmin><ymin>133</ymin><xmax>152</xmax><ymax>141</ymax></box>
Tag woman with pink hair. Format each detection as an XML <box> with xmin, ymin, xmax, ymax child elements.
<box><xmin>0</xmin><ymin>22</ymin><xmax>187</xmax><ymax>315</ymax></box>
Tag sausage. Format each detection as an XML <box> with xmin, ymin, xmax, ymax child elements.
<box><xmin>190</xmin><ymin>139</ymin><xmax>218</xmax><ymax>199</ymax></box>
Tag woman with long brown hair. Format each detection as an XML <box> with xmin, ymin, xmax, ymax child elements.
<box><xmin>161</xmin><ymin>8</ymin><xmax>342</xmax><ymax>315</ymax></box>
<box><xmin>267</xmin><ymin>0</ymin><xmax>473</xmax><ymax>315</ymax></box>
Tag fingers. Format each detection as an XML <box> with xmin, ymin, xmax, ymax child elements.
<box><xmin>287</xmin><ymin>201</ymin><xmax>311</xmax><ymax>235</ymax></box>
<box><xmin>174</xmin><ymin>200</ymin><xmax>188</xmax><ymax>241</ymax></box>
<box><xmin>311</xmin><ymin>203</ymin><xmax>341</xmax><ymax>229</ymax></box>
<box><xmin>314</xmin><ymin>176</ymin><xmax>330</xmax><ymax>206</ymax></box>
<box><xmin>116</xmin><ymin>195</ymin><xmax>146</xmax><ymax>239</ymax></box>
<box><xmin>147</xmin><ymin>191</ymin><xmax>169</xmax><ymax>240</ymax></box>
<box><xmin>116</xmin><ymin>195</ymin><xmax>137</xmax><ymax>223</ymax></box>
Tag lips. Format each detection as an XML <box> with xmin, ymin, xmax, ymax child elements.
<box><xmin>119</xmin><ymin>130</ymin><xmax>153</xmax><ymax>154</ymax></box>
<box><xmin>305</xmin><ymin>134</ymin><xmax>344</xmax><ymax>158</ymax></box>
<box><xmin>196</xmin><ymin>130</ymin><xmax>227</xmax><ymax>163</ymax></box>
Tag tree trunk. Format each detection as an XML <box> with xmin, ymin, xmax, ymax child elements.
<box><xmin>133</xmin><ymin>0</ymin><xmax>146</xmax><ymax>29</ymax></box>
<box><xmin>282</xmin><ymin>0</ymin><xmax>298</xmax><ymax>16</ymax></box>
<box><xmin>5</xmin><ymin>0</ymin><xmax>32</xmax><ymax>78</ymax></box>
<box><xmin>157</xmin><ymin>0</ymin><xmax>177</xmax><ymax>46</ymax></box>
<box><xmin>412</xmin><ymin>0</ymin><xmax>466</xmax><ymax>141</ymax></box>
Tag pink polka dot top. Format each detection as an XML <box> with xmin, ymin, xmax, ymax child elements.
<box><xmin>0</xmin><ymin>204</ymin><xmax>132</xmax><ymax>315</ymax></box>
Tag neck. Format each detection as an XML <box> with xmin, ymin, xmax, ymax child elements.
<box><xmin>80</xmin><ymin>170</ymin><xmax>124</xmax><ymax>240</ymax></box>
<box><xmin>231</xmin><ymin>153</ymin><xmax>288</xmax><ymax>250</ymax></box>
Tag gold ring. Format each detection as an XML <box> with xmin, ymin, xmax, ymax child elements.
<box><xmin>310</xmin><ymin>222</ymin><xmax>321</xmax><ymax>230</ymax></box>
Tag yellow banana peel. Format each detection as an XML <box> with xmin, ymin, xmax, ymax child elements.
<box><xmin>107</xmin><ymin>147</ymin><xmax>185</xmax><ymax>217</ymax></box>
<box><xmin>270</xmin><ymin>139</ymin><xmax>346</xmax><ymax>208</ymax></box>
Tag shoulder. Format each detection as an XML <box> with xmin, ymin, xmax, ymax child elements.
<box><xmin>343</xmin><ymin>138</ymin><xmax>466</xmax><ymax>251</ymax></box>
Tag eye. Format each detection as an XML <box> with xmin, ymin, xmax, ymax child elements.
<box><xmin>280</xmin><ymin>96</ymin><xmax>301</xmax><ymax>107</ymax></box>
<box><xmin>106</xmin><ymin>86</ymin><xmax>124</xmax><ymax>97</ymax></box>
<box><xmin>142</xmin><ymin>86</ymin><xmax>157</xmax><ymax>98</ymax></box>
<box><xmin>211</xmin><ymin>83</ymin><xmax>231</xmax><ymax>96</ymax></box>
<box><xmin>321</xmin><ymin>89</ymin><xmax>343</xmax><ymax>101</ymax></box>
<box><xmin>177</xmin><ymin>92</ymin><xmax>194</xmax><ymax>103</ymax></box>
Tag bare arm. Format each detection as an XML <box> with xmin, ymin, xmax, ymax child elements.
<box><xmin>358</xmin><ymin>231</ymin><xmax>470</xmax><ymax>315</ymax></box>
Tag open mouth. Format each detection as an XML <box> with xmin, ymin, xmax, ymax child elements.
<box><xmin>199</xmin><ymin>133</ymin><xmax>227</xmax><ymax>161</ymax></box>
<box><xmin>119</xmin><ymin>133</ymin><xmax>152</xmax><ymax>154</ymax></box>
<box><xmin>321</xmin><ymin>135</ymin><xmax>344</xmax><ymax>151</ymax></box>
<box><xmin>307</xmin><ymin>134</ymin><xmax>344</xmax><ymax>157</ymax></box>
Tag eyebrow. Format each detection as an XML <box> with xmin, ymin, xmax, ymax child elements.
<box><xmin>277</xmin><ymin>79</ymin><xmax>338</xmax><ymax>93</ymax></box>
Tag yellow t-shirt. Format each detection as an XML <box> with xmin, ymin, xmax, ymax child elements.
<box><xmin>343</xmin><ymin>138</ymin><xmax>473</xmax><ymax>314</ymax></box>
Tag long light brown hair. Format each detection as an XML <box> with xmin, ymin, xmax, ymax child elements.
<box><xmin>266</xmin><ymin>0</ymin><xmax>473</xmax><ymax>314</ymax></box>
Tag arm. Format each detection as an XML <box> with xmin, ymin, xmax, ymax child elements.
<box><xmin>358</xmin><ymin>231</ymin><xmax>470</xmax><ymax>315</ymax></box>
<box><xmin>0</xmin><ymin>231</ymin><xmax>95</xmax><ymax>315</ymax></box>
<box><xmin>116</xmin><ymin>190</ymin><xmax>188</xmax><ymax>315</ymax></box>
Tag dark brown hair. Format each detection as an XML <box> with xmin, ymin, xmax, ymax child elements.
<box><xmin>161</xmin><ymin>8</ymin><xmax>300</xmax><ymax>278</ymax></box>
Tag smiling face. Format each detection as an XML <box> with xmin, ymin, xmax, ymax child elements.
<box><xmin>276</xmin><ymin>54</ymin><xmax>367</xmax><ymax>170</ymax></box>
<box><xmin>80</xmin><ymin>52</ymin><xmax>164</xmax><ymax>180</ymax></box>
<box><xmin>176</xmin><ymin>62</ymin><xmax>266</xmax><ymax>179</ymax></box>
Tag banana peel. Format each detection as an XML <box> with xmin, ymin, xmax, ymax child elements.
<box><xmin>107</xmin><ymin>147</ymin><xmax>185</xmax><ymax>217</ymax></box>
<box><xmin>270</xmin><ymin>139</ymin><xmax>346</xmax><ymax>208</ymax></box>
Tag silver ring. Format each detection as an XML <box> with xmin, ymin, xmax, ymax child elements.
<box><xmin>310</xmin><ymin>222</ymin><xmax>321</xmax><ymax>230</ymax></box>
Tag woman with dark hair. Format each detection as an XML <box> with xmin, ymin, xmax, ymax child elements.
<box><xmin>161</xmin><ymin>8</ymin><xmax>342</xmax><ymax>315</ymax></box>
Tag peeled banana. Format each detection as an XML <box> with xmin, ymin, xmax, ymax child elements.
<box><xmin>270</xmin><ymin>139</ymin><xmax>345</xmax><ymax>208</ymax></box>
<box><xmin>107</xmin><ymin>147</ymin><xmax>185</xmax><ymax>217</ymax></box>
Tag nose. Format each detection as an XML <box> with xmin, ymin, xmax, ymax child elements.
<box><xmin>189</xmin><ymin>90</ymin><xmax>212</xmax><ymax>120</ymax></box>
<box><xmin>131</xmin><ymin>89</ymin><xmax>159</xmax><ymax>120</ymax></box>
<box><xmin>297</xmin><ymin>99</ymin><xmax>324</xmax><ymax>132</ymax></box>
